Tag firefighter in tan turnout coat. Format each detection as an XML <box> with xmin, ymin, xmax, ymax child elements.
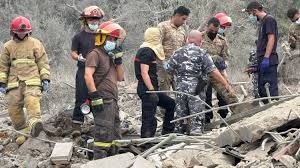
<box><xmin>0</xmin><ymin>16</ymin><xmax>50</xmax><ymax>145</ymax></box>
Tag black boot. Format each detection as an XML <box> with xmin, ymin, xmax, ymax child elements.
<box><xmin>93</xmin><ymin>146</ymin><xmax>108</xmax><ymax>160</ymax></box>
<box><xmin>108</xmin><ymin>145</ymin><xmax>119</xmax><ymax>156</ymax></box>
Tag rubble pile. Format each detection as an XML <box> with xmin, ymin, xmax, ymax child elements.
<box><xmin>0</xmin><ymin>83</ymin><xmax>300</xmax><ymax>168</ymax></box>
<box><xmin>78</xmin><ymin>96</ymin><xmax>300</xmax><ymax>168</ymax></box>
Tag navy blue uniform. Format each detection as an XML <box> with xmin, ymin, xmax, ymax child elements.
<box><xmin>257</xmin><ymin>15</ymin><xmax>279</xmax><ymax>103</ymax></box>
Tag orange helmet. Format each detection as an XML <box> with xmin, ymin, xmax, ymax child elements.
<box><xmin>214</xmin><ymin>12</ymin><xmax>232</xmax><ymax>28</ymax></box>
<box><xmin>10</xmin><ymin>16</ymin><xmax>32</xmax><ymax>34</ymax></box>
<box><xmin>95</xmin><ymin>21</ymin><xmax>125</xmax><ymax>46</ymax></box>
<box><xmin>99</xmin><ymin>21</ymin><xmax>122</xmax><ymax>38</ymax></box>
<box><xmin>81</xmin><ymin>6</ymin><xmax>104</xmax><ymax>18</ymax></box>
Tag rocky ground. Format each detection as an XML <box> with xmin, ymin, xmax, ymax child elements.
<box><xmin>0</xmin><ymin>81</ymin><xmax>299</xmax><ymax>168</ymax></box>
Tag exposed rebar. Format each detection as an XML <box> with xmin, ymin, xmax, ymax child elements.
<box><xmin>170</xmin><ymin>94</ymin><xmax>300</xmax><ymax>123</ymax></box>
<box><xmin>146</xmin><ymin>90</ymin><xmax>244</xmax><ymax>142</ymax></box>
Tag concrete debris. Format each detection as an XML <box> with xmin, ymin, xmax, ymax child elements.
<box><xmin>192</xmin><ymin>149</ymin><xmax>235</xmax><ymax>168</ymax></box>
<box><xmin>81</xmin><ymin>152</ymin><xmax>135</xmax><ymax>168</ymax></box>
<box><xmin>162</xmin><ymin>149</ymin><xmax>200</xmax><ymax>168</ymax></box>
<box><xmin>132</xmin><ymin>156</ymin><xmax>155</xmax><ymax>168</ymax></box>
<box><xmin>50</xmin><ymin>142</ymin><xmax>73</xmax><ymax>165</ymax></box>
<box><xmin>23</xmin><ymin>154</ymin><xmax>39</xmax><ymax>168</ymax></box>
<box><xmin>0</xmin><ymin>84</ymin><xmax>300</xmax><ymax>167</ymax></box>
<box><xmin>18</xmin><ymin>132</ymin><xmax>52</xmax><ymax>156</ymax></box>
<box><xmin>278</xmin><ymin>155</ymin><xmax>298</xmax><ymax>168</ymax></box>
<box><xmin>214</xmin><ymin>96</ymin><xmax>300</xmax><ymax>147</ymax></box>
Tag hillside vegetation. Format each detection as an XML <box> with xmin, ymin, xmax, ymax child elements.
<box><xmin>0</xmin><ymin>0</ymin><xmax>299</xmax><ymax>112</ymax></box>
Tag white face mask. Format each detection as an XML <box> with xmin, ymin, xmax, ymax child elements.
<box><xmin>248</xmin><ymin>14</ymin><xmax>257</xmax><ymax>23</ymax></box>
<box><xmin>88</xmin><ymin>24</ymin><xmax>98</xmax><ymax>32</ymax></box>
<box><xmin>104</xmin><ymin>41</ymin><xmax>116</xmax><ymax>52</ymax></box>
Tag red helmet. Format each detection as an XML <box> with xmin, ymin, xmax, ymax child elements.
<box><xmin>10</xmin><ymin>16</ymin><xmax>32</xmax><ymax>34</ymax></box>
<box><xmin>214</xmin><ymin>12</ymin><xmax>232</xmax><ymax>28</ymax></box>
<box><xmin>99</xmin><ymin>21</ymin><xmax>122</xmax><ymax>38</ymax></box>
<box><xmin>81</xmin><ymin>6</ymin><xmax>104</xmax><ymax>18</ymax></box>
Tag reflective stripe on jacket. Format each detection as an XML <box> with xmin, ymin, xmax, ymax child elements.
<box><xmin>0</xmin><ymin>36</ymin><xmax>50</xmax><ymax>90</ymax></box>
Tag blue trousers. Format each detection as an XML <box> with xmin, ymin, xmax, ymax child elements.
<box><xmin>258</xmin><ymin>65</ymin><xmax>278</xmax><ymax>104</ymax></box>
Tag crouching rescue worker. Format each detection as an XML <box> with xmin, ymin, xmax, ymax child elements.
<box><xmin>202</xmin><ymin>17</ymin><xmax>239</xmax><ymax>122</ymax></box>
<box><xmin>134</xmin><ymin>27</ymin><xmax>175</xmax><ymax>138</ymax></box>
<box><xmin>84</xmin><ymin>21</ymin><xmax>125</xmax><ymax>159</ymax></box>
<box><xmin>0</xmin><ymin>16</ymin><xmax>50</xmax><ymax>145</ymax></box>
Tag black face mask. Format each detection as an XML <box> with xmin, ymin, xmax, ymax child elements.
<box><xmin>13</xmin><ymin>33</ymin><xmax>28</xmax><ymax>41</ymax></box>
<box><xmin>207</xmin><ymin>31</ymin><xmax>217</xmax><ymax>40</ymax></box>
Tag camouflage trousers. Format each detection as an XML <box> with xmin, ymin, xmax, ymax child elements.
<box><xmin>210</xmin><ymin>72</ymin><xmax>239</xmax><ymax>105</ymax></box>
<box><xmin>157</xmin><ymin>60</ymin><xmax>176</xmax><ymax>91</ymax></box>
<box><xmin>6</xmin><ymin>83</ymin><xmax>42</xmax><ymax>130</ymax></box>
<box><xmin>174</xmin><ymin>81</ymin><xmax>205</xmax><ymax>134</ymax></box>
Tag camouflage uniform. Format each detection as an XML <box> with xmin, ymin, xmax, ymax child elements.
<box><xmin>247</xmin><ymin>50</ymin><xmax>259</xmax><ymax>98</ymax></box>
<box><xmin>288</xmin><ymin>23</ymin><xmax>300</xmax><ymax>52</ymax></box>
<box><xmin>201</xmin><ymin>32</ymin><xmax>238</xmax><ymax>120</ymax></box>
<box><xmin>166</xmin><ymin>43</ymin><xmax>216</xmax><ymax>134</ymax></box>
<box><xmin>157</xmin><ymin>20</ymin><xmax>186</xmax><ymax>91</ymax></box>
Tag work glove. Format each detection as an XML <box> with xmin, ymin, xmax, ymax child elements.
<box><xmin>78</xmin><ymin>54</ymin><xmax>86</xmax><ymax>62</ymax></box>
<box><xmin>108</xmin><ymin>46</ymin><xmax>123</xmax><ymax>65</ymax></box>
<box><xmin>0</xmin><ymin>82</ymin><xmax>6</xmax><ymax>94</ymax></box>
<box><xmin>148</xmin><ymin>89</ymin><xmax>159</xmax><ymax>103</ymax></box>
<box><xmin>42</xmin><ymin>80</ymin><xmax>50</xmax><ymax>92</ymax></box>
<box><xmin>114</xmin><ymin>55</ymin><xmax>123</xmax><ymax>65</ymax></box>
<box><xmin>260</xmin><ymin>57</ymin><xmax>270</xmax><ymax>73</ymax></box>
<box><xmin>113</xmin><ymin>46</ymin><xmax>123</xmax><ymax>65</ymax></box>
<box><xmin>88</xmin><ymin>91</ymin><xmax>103</xmax><ymax>112</ymax></box>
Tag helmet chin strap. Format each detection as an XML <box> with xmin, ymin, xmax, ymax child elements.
<box><xmin>14</xmin><ymin>33</ymin><xmax>28</xmax><ymax>41</ymax></box>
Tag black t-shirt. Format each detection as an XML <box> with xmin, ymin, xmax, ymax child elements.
<box><xmin>257</xmin><ymin>15</ymin><xmax>278</xmax><ymax>65</ymax></box>
<box><xmin>71</xmin><ymin>30</ymin><xmax>95</xmax><ymax>68</ymax></box>
<box><xmin>134</xmin><ymin>47</ymin><xmax>158</xmax><ymax>88</ymax></box>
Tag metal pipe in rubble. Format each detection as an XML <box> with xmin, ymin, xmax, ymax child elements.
<box><xmin>146</xmin><ymin>90</ymin><xmax>210</xmax><ymax>107</ymax></box>
<box><xmin>114</xmin><ymin>135</ymin><xmax>211</xmax><ymax>145</ymax></box>
<box><xmin>141</xmin><ymin>133</ymin><xmax>177</xmax><ymax>158</ymax></box>
<box><xmin>264</xmin><ymin>83</ymin><xmax>272</xmax><ymax>103</ymax></box>
<box><xmin>153</xmin><ymin>92</ymin><xmax>300</xmax><ymax>123</ymax></box>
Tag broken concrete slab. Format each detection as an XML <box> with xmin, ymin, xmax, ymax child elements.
<box><xmin>162</xmin><ymin>149</ymin><xmax>200</xmax><ymax>168</ymax></box>
<box><xmin>213</xmin><ymin>97</ymin><xmax>300</xmax><ymax>147</ymax></box>
<box><xmin>80</xmin><ymin>152</ymin><xmax>135</xmax><ymax>168</ymax></box>
<box><xmin>17</xmin><ymin>132</ymin><xmax>51</xmax><ymax>156</ymax></box>
<box><xmin>132</xmin><ymin>156</ymin><xmax>155</xmax><ymax>168</ymax></box>
<box><xmin>242</xmin><ymin>141</ymin><xmax>276</xmax><ymax>162</ymax></box>
<box><xmin>50</xmin><ymin>142</ymin><xmax>73</xmax><ymax>165</ymax></box>
<box><xmin>195</xmin><ymin>149</ymin><xmax>235</xmax><ymax>168</ymax></box>
<box><xmin>23</xmin><ymin>154</ymin><xmax>38</xmax><ymax>168</ymax></box>
<box><xmin>279</xmin><ymin>155</ymin><xmax>297</xmax><ymax>168</ymax></box>
<box><xmin>158</xmin><ymin>142</ymin><xmax>186</xmax><ymax>160</ymax></box>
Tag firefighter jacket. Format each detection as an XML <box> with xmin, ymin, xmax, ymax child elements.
<box><xmin>0</xmin><ymin>37</ymin><xmax>50</xmax><ymax>90</ymax></box>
